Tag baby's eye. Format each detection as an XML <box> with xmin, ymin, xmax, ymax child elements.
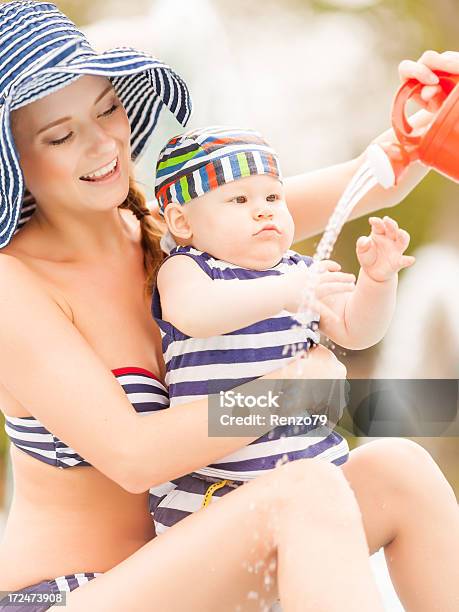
<box><xmin>266</xmin><ymin>194</ymin><xmax>280</xmax><ymax>202</ymax></box>
<box><xmin>99</xmin><ymin>103</ymin><xmax>119</xmax><ymax>118</ymax></box>
<box><xmin>231</xmin><ymin>195</ymin><xmax>247</xmax><ymax>204</ymax></box>
<box><xmin>49</xmin><ymin>132</ymin><xmax>73</xmax><ymax>146</ymax></box>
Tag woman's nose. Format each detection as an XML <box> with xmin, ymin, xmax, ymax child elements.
<box><xmin>86</xmin><ymin>124</ymin><xmax>117</xmax><ymax>158</ymax></box>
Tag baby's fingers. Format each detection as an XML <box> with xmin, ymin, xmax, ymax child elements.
<box><xmin>318</xmin><ymin>271</ymin><xmax>356</xmax><ymax>284</ymax></box>
<box><xmin>399</xmin><ymin>254</ymin><xmax>416</xmax><ymax>269</ymax></box>
<box><xmin>356</xmin><ymin>235</ymin><xmax>377</xmax><ymax>267</ymax></box>
<box><xmin>314</xmin><ymin>259</ymin><xmax>341</xmax><ymax>273</ymax></box>
<box><xmin>315</xmin><ymin>281</ymin><xmax>355</xmax><ymax>299</ymax></box>
<box><xmin>382</xmin><ymin>216</ymin><xmax>399</xmax><ymax>240</ymax></box>
<box><xmin>356</xmin><ymin>235</ymin><xmax>372</xmax><ymax>253</ymax></box>
<box><xmin>396</xmin><ymin>228</ymin><xmax>411</xmax><ymax>251</ymax></box>
<box><xmin>368</xmin><ymin>216</ymin><xmax>386</xmax><ymax>235</ymax></box>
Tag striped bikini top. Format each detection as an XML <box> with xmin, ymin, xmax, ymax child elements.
<box><xmin>3</xmin><ymin>367</ymin><xmax>169</xmax><ymax>469</ymax></box>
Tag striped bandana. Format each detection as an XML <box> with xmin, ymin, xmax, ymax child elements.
<box><xmin>154</xmin><ymin>126</ymin><xmax>282</xmax><ymax>214</ymax></box>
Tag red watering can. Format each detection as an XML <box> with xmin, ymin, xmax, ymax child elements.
<box><xmin>367</xmin><ymin>70</ymin><xmax>459</xmax><ymax>188</ymax></box>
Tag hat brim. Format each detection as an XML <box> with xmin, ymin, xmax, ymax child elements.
<box><xmin>1</xmin><ymin>45</ymin><xmax>192</xmax><ymax>246</ymax></box>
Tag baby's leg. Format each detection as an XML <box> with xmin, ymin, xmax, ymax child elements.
<box><xmin>340</xmin><ymin>438</ymin><xmax>459</xmax><ymax>612</ymax></box>
<box><xmin>150</xmin><ymin>474</ymin><xmax>237</xmax><ymax>534</ymax></box>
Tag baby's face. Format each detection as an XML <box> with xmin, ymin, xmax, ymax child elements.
<box><xmin>183</xmin><ymin>174</ymin><xmax>295</xmax><ymax>269</ymax></box>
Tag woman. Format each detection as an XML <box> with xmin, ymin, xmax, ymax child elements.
<box><xmin>0</xmin><ymin>3</ymin><xmax>457</xmax><ymax>610</ymax></box>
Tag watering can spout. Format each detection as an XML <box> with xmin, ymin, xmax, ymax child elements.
<box><xmin>366</xmin><ymin>141</ymin><xmax>418</xmax><ymax>189</ymax></box>
<box><xmin>367</xmin><ymin>70</ymin><xmax>459</xmax><ymax>189</ymax></box>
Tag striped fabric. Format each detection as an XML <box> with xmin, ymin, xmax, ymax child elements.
<box><xmin>149</xmin><ymin>446</ymin><xmax>349</xmax><ymax>534</ymax></box>
<box><xmin>3</xmin><ymin>367</ymin><xmax>169</xmax><ymax>468</ymax></box>
<box><xmin>151</xmin><ymin>245</ymin><xmax>349</xmax><ymax>484</ymax></box>
<box><xmin>0</xmin><ymin>1</ymin><xmax>192</xmax><ymax>247</ymax></box>
<box><xmin>155</xmin><ymin>126</ymin><xmax>281</xmax><ymax>213</ymax></box>
<box><xmin>0</xmin><ymin>572</ymin><xmax>102</xmax><ymax>611</ymax></box>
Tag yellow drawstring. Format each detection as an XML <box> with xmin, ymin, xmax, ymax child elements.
<box><xmin>202</xmin><ymin>479</ymin><xmax>232</xmax><ymax>508</ymax></box>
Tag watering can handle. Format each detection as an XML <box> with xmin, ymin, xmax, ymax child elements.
<box><xmin>391</xmin><ymin>70</ymin><xmax>458</xmax><ymax>146</ymax></box>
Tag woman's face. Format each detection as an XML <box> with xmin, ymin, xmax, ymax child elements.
<box><xmin>11</xmin><ymin>75</ymin><xmax>131</xmax><ymax>217</ymax></box>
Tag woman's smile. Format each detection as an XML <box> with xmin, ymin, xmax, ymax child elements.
<box><xmin>80</xmin><ymin>156</ymin><xmax>121</xmax><ymax>183</ymax></box>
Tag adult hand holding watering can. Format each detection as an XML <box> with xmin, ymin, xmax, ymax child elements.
<box><xmin>368</xmin><ymin>50</ymin><xmax>459</xmax><ymax>188</ymax></box>
<box><xmin>399</xmin><ymin>50</ymin><xmax>459</xmax><ymax>112</ymax></box>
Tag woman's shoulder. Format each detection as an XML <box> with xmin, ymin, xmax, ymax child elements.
<box><xmin>0</xmin><ymin>249</ymin><xmax>74</xmax><ymax>322</ymax></box>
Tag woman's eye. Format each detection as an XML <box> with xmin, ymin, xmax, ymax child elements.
<box><xmin>49</xmin><ymin>132</ymin><xmax>73</xmax><ymax>146</ymax></box>
<box><xmin>231</xmin><ymin>195</ymin><xmax>247</xmax><ymax>204</ymax></box>
<box><xmin>99</xmin><ymin>103</ymin><xmax>119</xmax><ymax>117</ymax></box>
<box><xmin>266</xmin><ymin>194</ymin><xmax>279</xmax><ymax>202</ymax></box>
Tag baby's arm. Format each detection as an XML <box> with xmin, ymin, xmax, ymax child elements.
<box><xmin>157</xmin><ymin>255</ymin><xmax>355</xmax><ymax>338</ymax></box>
<box><xmin>318</xmin><ymin>216</ymin><xmax>415</xmax><ymax>350</ymax></box>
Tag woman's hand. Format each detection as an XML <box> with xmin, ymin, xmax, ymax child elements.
<box><xmin>398</xmin><ymin>50</ymin><xmax>459</xmax><ymax>112</ymax></box>
<box><xmin>283</xmin><ymin>260</ymin><xmax>355</xmax><ymax>322</ymax></box>
<box><xmin>279</xmin><ymin>344</ymin><xmax>347</xmax><ymax>381</ymax></box>
<box><xmin>273</xmin><ymin>345</ymin><xmax>348</xmax><ymax>422</ymax></box>
<box><xmin>356</xmin><ymin>216</ymin><xmax>415</xmax><ymax>282</ymax></box>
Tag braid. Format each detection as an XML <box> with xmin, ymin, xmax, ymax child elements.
<box><xmin>119</xmin><ymin>176</ymin><xmax>166</xmax><ymax>295</ymax></box>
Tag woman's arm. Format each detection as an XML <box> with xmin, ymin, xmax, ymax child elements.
<box><xmin>287</xmin><ymin>110</ymin><xmax>432</xmax><ymax>243</ymax></box>
<box><xmin>0</xmin><ymin>255</ymin><xmax>343</xmax><ymax>494</ymax></box>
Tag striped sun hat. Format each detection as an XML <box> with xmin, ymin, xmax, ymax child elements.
<box><xmin>154</xmin><ymin>126</ymin><xmax>282</xmax><ymax>214</ymax></box>
<box><xmin>0</xmin><ymin>1</ymin><xmax>192</xmax><ymax>248</ymax></box>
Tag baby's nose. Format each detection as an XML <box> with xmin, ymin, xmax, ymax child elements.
<box><xmin>255</xmin><ymin>207</ymin><xmax>274</xmax><ymax>219</ymax></box>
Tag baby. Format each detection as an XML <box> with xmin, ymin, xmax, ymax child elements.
<box><xmin>149</xmin><ymin>126</ymin><xmax>415</xmax><ymax>534</ymax></box>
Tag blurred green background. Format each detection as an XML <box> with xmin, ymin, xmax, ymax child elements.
<box><xmin>1</xmin><ymin>0</ymin><xmax>458</xmax><ymax>508</ymax></box>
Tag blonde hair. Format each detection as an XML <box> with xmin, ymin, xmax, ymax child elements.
<box><xmin>118</xmin><ymin>176</ymin><xmax>166</xmax><ymax>295</ymax></box>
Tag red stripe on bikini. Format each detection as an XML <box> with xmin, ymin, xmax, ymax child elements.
<box><xmin>111</xmin><ymin>367</ymin><xmax>160</xmax><ymax>381</ymax></box>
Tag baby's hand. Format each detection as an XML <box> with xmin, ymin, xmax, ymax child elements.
<box><xmin>356</xmin><ymin>216</ymin><xmax>415</xmax><ymax>282</ymax></box>
<box><xmin>283</xmin><ymin>260</ymin><xmax>356</xmax><ymax>322</ymax></box>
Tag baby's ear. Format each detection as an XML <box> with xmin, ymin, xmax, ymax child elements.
<box><xmin>164</xmin><ymin>203</ymin><xmax>192</xmax><ymax>240</ymax></box>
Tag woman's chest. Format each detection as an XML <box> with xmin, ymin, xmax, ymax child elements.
<box><xmin>33</xmin><ymin>253</ymin><xmax>164</xmax><ymax>377</ymax></box>
<box><xmin>67</xmin><ymin>267</ymin><xmax>163</xmax><ymax>373</ymax></box>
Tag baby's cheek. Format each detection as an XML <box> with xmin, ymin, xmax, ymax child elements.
<box><xmin>282</xmin><ymin>213</ymin><xmax>296</xmax><ymax>243</ymax></box>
